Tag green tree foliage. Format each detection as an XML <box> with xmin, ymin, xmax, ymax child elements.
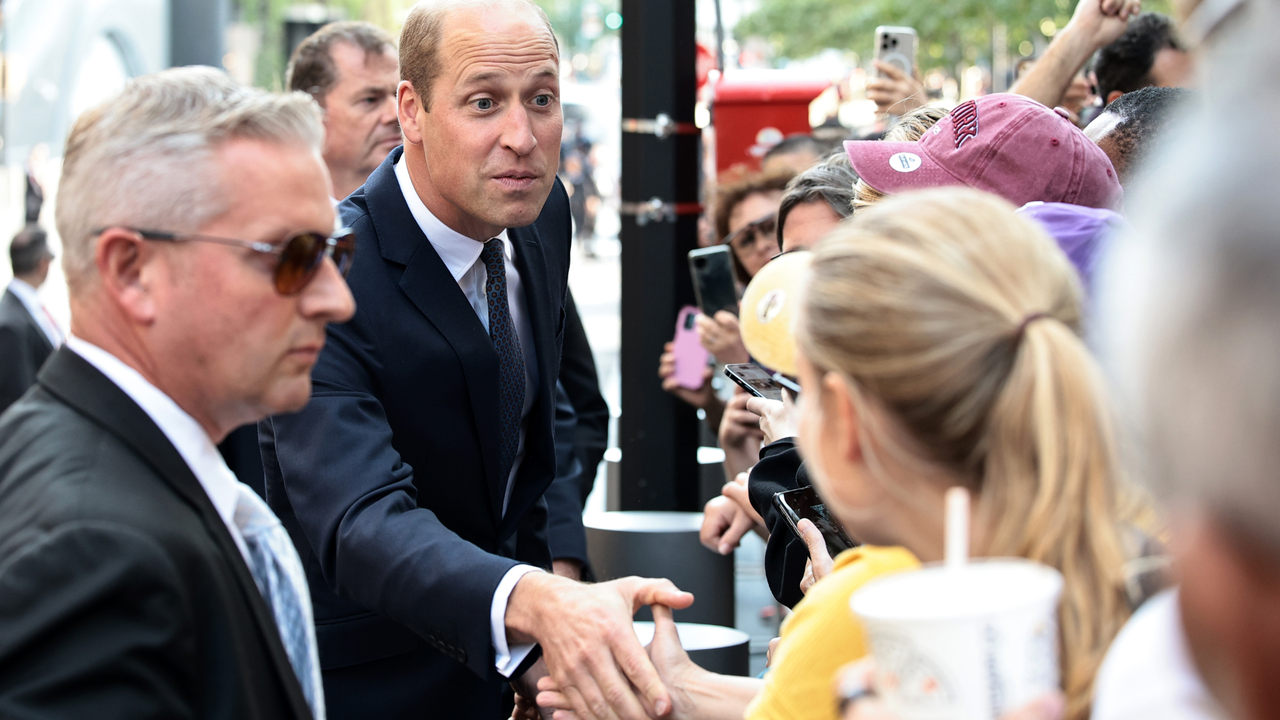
<box><xmin>737</xmin><ymin>0</ymin><xmax>1172</xmax><ymax>70</ymax></box>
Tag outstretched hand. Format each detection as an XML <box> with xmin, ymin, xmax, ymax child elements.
<box><xmin>867</xmin><ymin>61</ymin><xmax>926</xmax><ymax>116</ymax></box>
<box><xmin>506</xmin><ymin>574</ymin><xmax>694</xmax><ymax>720</ymax></box>
<box><xmin>537</xmin><ymin>605</ymin><xmax>703</xmax><ymax>720</ymax></box>
<box><xmin>1067</xmin><ymin>0</ymin><xmax>1143</xmax><ymax>50</ymax></box>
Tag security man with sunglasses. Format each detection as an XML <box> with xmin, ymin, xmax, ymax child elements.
<box><xmin>0</xmin><ymin>68</ymin><xmax>354</xmax><ymax>719</ymax></box>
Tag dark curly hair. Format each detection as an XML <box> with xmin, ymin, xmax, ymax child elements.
<box><xmin>1094</xmin><ymin>13</ymin><xmax>1183</xmax><ymax>102</ymax></box>
<box><xmin>1100</xmin><ymin>86</ymin><xmax>1193</xmax><ymax>183</ymax></box>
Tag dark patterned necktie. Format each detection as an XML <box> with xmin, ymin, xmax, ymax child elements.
<box><xmin>481</xmin><ymin>238</ymin><xmax>526</xmax><ymax>484</ymax></box>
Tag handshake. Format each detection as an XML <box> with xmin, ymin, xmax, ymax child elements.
<box><xmin>504</xmin><ymin>573</ymin><xmax>699</xmax><ymax>720</ymax></box>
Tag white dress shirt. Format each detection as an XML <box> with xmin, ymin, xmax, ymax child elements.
<box><xmin>8</xmin><ymin>278</ymin><xmax>63</xmax><ymax>348</ymax></box>
<box><xmin>65</xmin><ymin>336</ymin><xmax>253</xmax><ymax>565</ymax></box>
<box><xmin>394</xmin><ymin>155</ymin><xmax>541</xmax><ymax>677</ymax></box>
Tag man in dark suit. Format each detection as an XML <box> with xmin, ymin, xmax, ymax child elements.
<box><xmin>260</xmin><ymin>2</ymin><xmax>690</xmax><ymax>719</ymax></box>
<box><xmin>0</xmin><ymin>67</ymin><xmax>356</xmax><ymax>719</ymax></box>
<box><xmin>0</xmin><ymin>225</ymin><xmax>60</xmax><ymax>414</ymax></box>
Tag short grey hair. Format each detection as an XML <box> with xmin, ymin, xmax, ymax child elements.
<box><xmin>55</xmin><ymin>66</ymin><xmax>324</xmax><ymax>292</ymax></box>
<box><xmin>1102</xmin><ymin>12</ymin><xmax>1280</xmax><ymax>556</ymax></box>
<box><xmin>775</xmin><ymin>150</ymin><xmax>858</xmax><ymax>250</ymax></box>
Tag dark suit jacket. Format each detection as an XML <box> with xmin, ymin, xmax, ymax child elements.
<box><xmin>558</xmin><ymin>290</ymin><xmax>610</xmax><ymax>505</ymax></box>
<box><xmin>0</xmin><ymin>288</ymin><xmax>54</xmax><ymax>415</ymax></box>
<box><xmin>259</xmin><ymin>147</ymin><xmax>571</xmax><ymax>720</ymax></box>
<box><xmin>0</xmin><ymin>349</ymin><xmax>311</xmax><ymax>720</ymax></box>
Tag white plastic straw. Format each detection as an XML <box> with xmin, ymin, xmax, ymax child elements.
<box><xmin>945</xmin><ymin>486</ymin><xmax>970</xmax><ymax>570</ymax></box>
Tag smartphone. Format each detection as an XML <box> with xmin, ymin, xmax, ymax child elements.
<box><xmin>672</xmin><ymin>306</ymin><xmax>710</xmax><ymax>390</ymax></box>
<box><xmin>772</xmin><ymin>372</ymin><xmax>801</xmax><ymax>399</ymax></box>
<box><xmin>724</xmin><ymin>363</ymin><xmax>785</xmax><ymax>402</ymax></box>
<box><xmin>874</xmin><ymin>26</ymin><xmax>918</xmax><ymax>79</ymax></box>
<box><xmin>688</xmin><ymin>245</ymin><xmax>739</xmax><ymax>317</ymax></box>
<box><xmin>773</xmin><ymin>486</ymin><xmax>858</xmax><ymax>559</ymax></box>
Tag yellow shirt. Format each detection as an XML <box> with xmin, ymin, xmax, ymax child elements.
<box><xmin>745</xmin><ymin>545</ymin><xmax>920</xmax><ymax>720</ymax></box>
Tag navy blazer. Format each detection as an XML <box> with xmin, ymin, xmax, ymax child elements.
<box><xmin>259</xmin><ymin>147</ymin><xmax>571</xmax><ymax>719</ymax></box>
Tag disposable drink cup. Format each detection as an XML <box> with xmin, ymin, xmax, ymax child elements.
<box><xmin>849</xmin><ymin>558</ymin><xmax>1062</xmax><ymax>720</ymax></box>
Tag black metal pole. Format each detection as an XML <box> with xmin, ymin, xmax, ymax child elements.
<box><xmin>169</xmin><ymin>0</ymin><xmax>229</xmax><ymax>68</ymax></box>
<box><xmin>618</xmin><ymin>0</ymin><xmax>701</xmax><ymax>511</ymax></box>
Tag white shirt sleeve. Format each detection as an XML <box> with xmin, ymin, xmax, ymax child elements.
<box><xmin>491</xmin><ymin>564</ymin><xmax>543</xmax><ymax>677</ymax></box>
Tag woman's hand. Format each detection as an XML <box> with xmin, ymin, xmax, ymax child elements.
<box><xmin>745</xmin><ymin>394</ymin><xmax>799</xmax><ymax>446</ymax></box>
<box><xmin>696</xmin><ymin>312</ymin><xmax>751</xmax><ymax>365</ymax></box>
<box><xmin>798</xmin><ymin>519</ymin><xmax>835</xmax><ymax>595</ymax></box>
<box><xmin>659</xmin><ymin>341</ymin><xmax>715</xmax><ymax>409</ymax></box>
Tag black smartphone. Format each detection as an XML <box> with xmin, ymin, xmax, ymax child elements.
<box><xmin>724</xmin><ymin>363</ymin><xmax>785</xmax><ymax>402</ymax></box>
<box><xmin>688</xmin><ymin>246</ymin><xmax>739</xmax><ymax>317</ymax></box>
<box><xmin>773</xmin><ymin>486</ymin><xmax>857</xmax><ymax>559</ymax></box>
<box><xmin>772</xmin><ymin>372</ymin><xmax>801</xmax><ymax>399</ymax></box>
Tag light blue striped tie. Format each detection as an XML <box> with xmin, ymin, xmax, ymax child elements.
<box><xmin>234</xmin><ymin>484</ymin><xmax>325</xmax><ymax>720</ymax></box>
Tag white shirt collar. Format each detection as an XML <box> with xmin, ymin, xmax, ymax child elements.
<box><xmin>393</xmin><ymin>152</ymin><xmax>513</xmax><ymax>281</ymax></box>
<box><xmin>8</xmin><ymin>278</ymin><xmax>61</xmax><ymax>346</ymax></box>
<box><xmin>64</xmin><ymin>335</ymin><xmax>244</xmax><ymax>537</ymax></box>
<box><xmin>7</xmin><ymin>277</ymin><xmax>40</xmax><ymax>307</ymax></box>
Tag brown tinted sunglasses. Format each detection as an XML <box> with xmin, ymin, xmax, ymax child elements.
<box><xmin>100</xmin><ymin>226</ymin><xmax>356</xmax><ymax>295</ymax></box>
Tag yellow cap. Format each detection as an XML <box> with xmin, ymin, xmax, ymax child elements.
<box><xmin>739</xmin><ymin>251</ymin><xmax>812</xmax><ymax>377</ymax></box>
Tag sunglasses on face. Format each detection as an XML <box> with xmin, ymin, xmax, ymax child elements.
<box><xmin>723</xmin><ymin>213</ymin><xmax>778</xmax><ymax>254</ymax></box>
<box><xmin>98</xmin><ymin>226</ymin><xmax>356</xmax><ymax>295</ymax></box>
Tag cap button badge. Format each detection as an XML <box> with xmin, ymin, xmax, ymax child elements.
<box><xmin>1053</xmin><ymin>107</ymin><xmax>1072</xmax><ymax>120</ymax></box>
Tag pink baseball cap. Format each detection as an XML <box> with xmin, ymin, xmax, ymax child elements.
<box><xmin>845</xmin><ymin>94</ymin><xmax>1123</xmax><ymax>210</ymax></box>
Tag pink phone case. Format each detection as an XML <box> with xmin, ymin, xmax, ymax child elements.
<box><xmin>672</xmin><ymin>305</ymin><xmax>710</xmax><ymax>390</ymax></box>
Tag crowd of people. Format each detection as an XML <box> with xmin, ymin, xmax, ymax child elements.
<box><xmin>0</xmin><ymin>0</ymin><xmax>1277</xmax><ymax>719</ymax></box>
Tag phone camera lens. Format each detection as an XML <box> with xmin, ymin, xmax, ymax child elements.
<box><xmin>694</xmin><ymin>258</ymin><xmax>707</xmax><ymax>269</ymax></box>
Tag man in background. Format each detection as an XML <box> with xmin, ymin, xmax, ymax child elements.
<box><xmin>0</xmin><ymin>225</ymin><xmax>61</xmax><ymax>414</ymax></box>
<box><xmin>1094</xmin><ymin>13</ymin><xmax>1194</xmax><ymax>105</ymax></box>
<box><xmin>287</xmin><ymin>21</ymin><xmax>401</xmax><ymax>201</ymax></box>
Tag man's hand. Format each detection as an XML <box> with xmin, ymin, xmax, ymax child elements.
<box><xmin>695</xmin><ymin>312</ymin><xmax>750</xmax><ymax>365</ymax></box>
<box><xmin>798</xmin><ymin>519</ymin><xmax>835</xmax><ymax>595</ymax></box>
<box><xmin>744</xmin><ymin>395</ymin><xmax>799</xmax><ymax>447</ymax></box>
<box><xmin>506</xmin><ymin>573</ymin><xmax>694</xmax><ymax>720</ymax></box>
<box><xmin>836</xmin><ymin>658</ymin><xmax>1066</xmax><ymax>720</ymax></box>
<box><xmin>866</xmin><ymin>61</ymin><xmax>926</xmax><ymax>116</ymax></box>
<box><xmin>537</xmin><ymin>605</ymin><xmax>704</xmax><ymax>720</ymax></box>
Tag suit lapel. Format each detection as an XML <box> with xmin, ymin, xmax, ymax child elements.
<box><xmin>35</xmin><ymin>349</ymin><xmax>313</xmax><ymax>720</ymax></box>
<box><xmin>363</xmin><ymin>149</ymin><xmax>508</xmax><ymax>524</ymax></box>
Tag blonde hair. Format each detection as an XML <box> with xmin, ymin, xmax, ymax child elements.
<box><xmin>852</xmin><ymin>104</ymin><xmax>949</xmax><ymax>211</ymax></box>
<box><xmin>799</xmin><ymin>187</ymin><xmax>1132</xmax><ymax>720</ymax></box>
<box><xmin>56</xmin><ymin>67</ymin><xmax>323</xmax><ymax>292</ymax></box>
